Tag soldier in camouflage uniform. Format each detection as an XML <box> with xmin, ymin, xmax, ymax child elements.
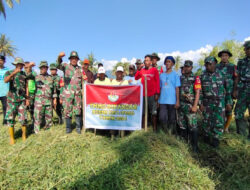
<box><xmin>56</xmin><ymin>51</ymin><xmax>83</xmax><ymax>134</ymax></box>
<box><xmin>234</xmin><ymin>41</ymin><xmax>250</xmax><ymax>139</ymax></box>
<box><xmin>178</xmin><ymin>60</ymin><xmax>201</xmax><ymax>152</ymax></box>
<box><xmin>50</xmin><ymin>63</ymin><xmax>64</xmax><ymax>124</ymax></box>
<box><xmin>4</xmin><ymin>57</ymin><xmax>28</xmax><ymax>144</ymax></box>
<box><xmin>200</xmin><ymin>56</ymin><xmax>232</xmax><ymax>147</ymax></box>
<box><xmin>33</xmin><ymin>61</ymin><xmax>57</xmax><ymax>134</ymax></box>
<box><xmin>24</xmin><ymin>61</ymin><xmax>37</xmax><ymax>124</ymax></box>
<box><xmin>217</xmin><ymin>49</ymin><xmax>237</xmax><ymax>133</ymax></box>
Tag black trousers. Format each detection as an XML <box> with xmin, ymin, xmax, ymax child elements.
<box><xmin>0</xmin><ymin>96</ymin><xmax>7</xmax><ymax>125</ymax></box>
<box><xmin>159</xmin><ymin>104</ymin><xmax>176</xmax><ymax>125</ymax></box>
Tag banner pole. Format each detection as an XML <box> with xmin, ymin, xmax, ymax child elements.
<box><xmin>82</xmin><ymin>79</ymin><xmax>86</xmax><ymax>135</ymax></box>
<box><xmin>144</xmin><ymin>76</ymin><xmax>148</xmax><ymax>132</ymax></box>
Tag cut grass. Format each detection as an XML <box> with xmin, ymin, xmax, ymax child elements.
<box><xmin>0</xmin><ymin>115</ymin><xmax>249</xmax><ymax>190</ymax></box>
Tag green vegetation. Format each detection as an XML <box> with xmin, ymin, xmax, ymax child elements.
<box><xmin>0</xmin><ymin>114</ymin><xmax>249</xmax><ymax>189</ymax></box>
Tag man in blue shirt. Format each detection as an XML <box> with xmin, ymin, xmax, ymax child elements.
<box><xmin>159</xmin><ymin>56</ymin><xmax>181</xmax><ymax>134</ymax></box>
<box><xmin>0</xmin><ymin>55</ymin><xmax>9</xmax><ymax>125</ymax></box>
<box><xmin>124</xmin><ymin>64</ymin><xmax>140</xmax><ymax>85</ymax></box>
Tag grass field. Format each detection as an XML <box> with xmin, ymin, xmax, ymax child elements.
<box><xmin>0</xmin><ymin>112</ymin><xmax>249</xmax><ymax>190</ymax></box>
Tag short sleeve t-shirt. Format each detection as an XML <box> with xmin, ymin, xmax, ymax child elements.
<box><xmin>124</xmin><ymin>76</ymin><xmax>140</xmax><ymax>85</ymax></box>
<box><xmin>110</xmin><ymin>79</ymin><xmax>129</xmax><ymax>86</ymax></box>
<box><xmin>0</xmin><ymin>67</ymin><xmax>10</xmax><ymax>97</ymax></box>
<box><xmin>94</xmin><ymin>78</ymin><xmax>111</xmax><ymax>85</ymax></box>
<box><xmin>159</xmin><ymin>71</ymin><xmax>181</xmax><ymax>105</ymax></box>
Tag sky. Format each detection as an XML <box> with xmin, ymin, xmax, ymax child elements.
<box><xmin>1</xmin><ymin>0</ymin><xmax>250</xmax><ymax>70</ymax></box>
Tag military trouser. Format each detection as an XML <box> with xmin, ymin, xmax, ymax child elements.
<box><xmin>234</xmin><ymin>88</ymin><xmax>250</xmax><ymax>136</ymax></box>
<box><xmin>178</xmin><ymin>103</ymin><xmax>198</xmax><ymax>132</ymax></box>
<box><xmin>27</xmin><ymin>93</ymin><xmax>35</xmax><ymax>120</ymax></box>
<box><xmin>63</xmin><ymin>89</ymin><xmax>82</xmax><ymax>118</ymax></box>
<box><xmin>34</xmin><ymin>103</ymin><xmax>53</xmax><ymax>133</ymax></box>
<box><xmin>5</xmin><ymin>99</ymin><xmax>28</xmax><ymax>127</ymax></box>
<box><xmin>55</xmin><ymin>98</ymin><xmax>63</xmax><ymax>118</ymax></box>
<box><xmin>202</xmin><ymin>98</ymin><xmax>225</xmax><ymax>139</ymax></box>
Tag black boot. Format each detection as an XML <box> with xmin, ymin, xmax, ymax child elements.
<box><xmin>236</xmin><ymin>119</ymin><xmax>247</xmax><ymax>136</ymax></box>
<box><xmin>66</xmin><ymin>118</ymin><xmax>72</xmax><ymax>134</ymax></box>
<box><xmin>203</xmin><ymin>135</ymin><xmax>210</xmax><ymax>145</ymax></box>
<box><xmin>179</xmin><ymin>128</ymin><xmax>188</xmax><ymax>141</ymax></box>
<box><xmin>75</xmin><ymin>116</ymin><xmax>82</xmax><ymax>134</ymax></box>
<box><xmin>211</xmin><ymin>137</ymin><xmax>220</xmax><ymax>148</ymax></box>
<box><xmin>191</xmin><ymin>128</ymin><xmax>199</xmax><ymax>153</ymax></box>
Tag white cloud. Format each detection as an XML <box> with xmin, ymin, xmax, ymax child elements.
<box><xmin>97</xmin><ymin>36</ymin><xmax>250</xmax><ymax>71</ymax></box>
<box><xmin>100</xmin><ymin>44</ymin><xmax>213</xmax><ymax>71</ymax></box>
<box><xmin>244</xmin><ymin>36</ymin><xmax>250</xmax><ymax>42</ymax></box>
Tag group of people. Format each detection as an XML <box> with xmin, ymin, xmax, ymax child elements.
<box><xmin>0</xmin><ymin>41</ymin><xmax>249</xmax><ymax>152</ymax></box>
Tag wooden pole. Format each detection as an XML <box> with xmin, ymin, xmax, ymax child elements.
<box><xmin>144</xmin><ymin>76</ymin><xmax>148</xmax><ymax>132</ymax></box>
<box><xmin>82</xmin><ymin>79</ymin><xmax>86</xmax><ymax>135</ymax></box>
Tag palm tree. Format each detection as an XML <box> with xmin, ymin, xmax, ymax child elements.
<box><xmin>0</xmin><ymin>34</ymin><xmax>17</xmax><ymax>57</ymax></box>
<box><xmin>112</xmin><ymin>62</ymin><xmax>130</xmax><ymax>76</ymax></box>
<box><xmin>174</xmin><ymin>56</ymin><xmax>182</xmax><ymax>71</ymax></box>
<box><xmin>0</xmin><ymin>0</ymin><xmax>20</xmax><ymax>18</ymax></box>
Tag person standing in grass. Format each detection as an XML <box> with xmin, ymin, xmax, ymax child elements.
<box><xmin>32</xmin><ymin>61</ymin><xmax>57</xmax><ymax>134</ymax></box>
<box><xmin>111</xmin><ymin>66</ymin><xmax>129</xmax><ymax>85</ymax></box>
<box><xmin>135</xmin><ymin>54</ymin><xmax>160</xmax><ymax>131</ymax></box>
<box><xmin>4</xmin><ymin>57</ymin><xmax>29</xmax><ymax>144</ymax></box>
<box><xmin>94</xmin><ymin>67</ymin><xmax>111</xmax><ymax>85</ymax></box>
<box><xmin>0</xmin><ymin>55</ymin><xmax>9</xmax><ymax>125</ymax></box>
<box><xmin>24</xmin><ymin>61</ymin><xmax>37</xmax><ymax>124</ymax></box>
<box><xmin>234</xmin><ymin>41</ymin><xmax>250</xmax><ymax>140</ymax></box>
<box><xmin>158</xmin><ymin>56</ymin><xmax>180</xmax><ymax>134</ymax></box>
<box><xmin>56</xmin><ymin>51</ymin><xmax>83</xmax><ymax>134</ymax></box>
<box><xmin>82</xmin><ymin>59</ymin><xmax>94</xmax><ymax>84</ymax></box>
<box><xmin>50</xmin><ymin>63</ymin><xmax>64</xmax><ymax>124</ymax></box>
<box><xmin>151</xmin><ymin>52</ymin><xmax>163</xmax><ymax>74</ymax></box>
<box><xmin>178</xmin><ymin>60</ymin><xmax>201</xmax><ymax>152</ymax></box>
<box><xmin>200</xmin><ymin>56</ymin><xmax>232</xmax><ymax>148</ymax></box>
<box><xmin>124</xmin><ymin>64</ymin><xmax>140</xmax><ymax>85</ymax></box>
<box><xmin>216</xmin><ymin>49</ymin><xmax>236</xmax><ymax>133</ymax></box>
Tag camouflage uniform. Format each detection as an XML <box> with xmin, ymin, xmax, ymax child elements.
<box><xmin>178</xmin><ymin>60</ymin><xmax>201</xmax><ymax>152</ymax></box>
<box><xmin>25</xmin><ymin>70</ymin><xmax>37</xmax><ymax>122</ymax></box>
<box><xmin>5</xmin><ymin>61</ymin><xmax>28</xmax><ymax>128</ymax></box>
<box><xmin>216</xmin><ymin>49</ymin><xmax>236</xmax><ymax>117</ymax></box>
<box><xmin>200</xmin><ymin>57</ymin><xmax>232</xmax><ymax>144</ymax></box>
<box><xmin>56</xmin><ymin>51</ymin><xmax>82</xmax><ymax>133</ymax></box>
<box><xmin>234</xmin><ymin>41</ymin><xmax>250</xmax><ymax>137</ymax></box>
<box><xmin>33</xmin><ymin>61</ymin><xmax>57</xmax><ymax>133</ymax></box>
<box><xmin>50</xmin><ymin>63</ymin><xmax>63</xmax><ymax>124</ymax></box>
<box><xmin>4</xmin><ymin>57</ymin><xmax>28</xmax><ymax>144</ymax></box>
<box><xmin>179</xmin><ymin>73</ymin><xmax>201</xmax><ymax>131</ymax></box>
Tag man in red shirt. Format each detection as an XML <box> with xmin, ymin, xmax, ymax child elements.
<box><xmin>135</xmin><ymin>54</ymin><xmax>160</xmax><ymax>131</ymax></box>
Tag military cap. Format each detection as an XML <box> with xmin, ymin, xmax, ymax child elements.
<box><xmin>50</xmin><ymin>63</ymin><xmax>57</xmax><ymax>70</ymax></box>
<box><xmin>218</xmin><ymin>49</ymin><xmax>232</xmax><ymax>57</ymax></box>
<box><xmin>39</xmin><ymin>61</ymin><xmax>49</xmax><ymax>68</ymax></box>
<box><xmin>135</xmin><ymin>59</ymin><xmax>142</xmax><ymax>64</ymax></box>
<box><xmin>184</xmin><ymin>60</ymin><xmax>193</xmax><ymax>67</ymax></box>
<box><xmin>12</xmin><ymin>57</ymin><xmax>24</xmax><ymax>65</ymax></box>
<box><xmin>243</xmin><ymin>40</ymin><xmax>250</xmax><ymax>49</ymax></box>
<box><xmin>204</xmin><ymin>56</ymin><xmax>217</xmax><ymax>64</ymax></box>
<box><xmin>151</xmin><ymin>52</ymin><xmax>160</xmax><ymax>61</ymax></box>
<box><xmin>68</xmin><ymin>51</ymin><xmax>79</xmax><ymax>59</ymax></box>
